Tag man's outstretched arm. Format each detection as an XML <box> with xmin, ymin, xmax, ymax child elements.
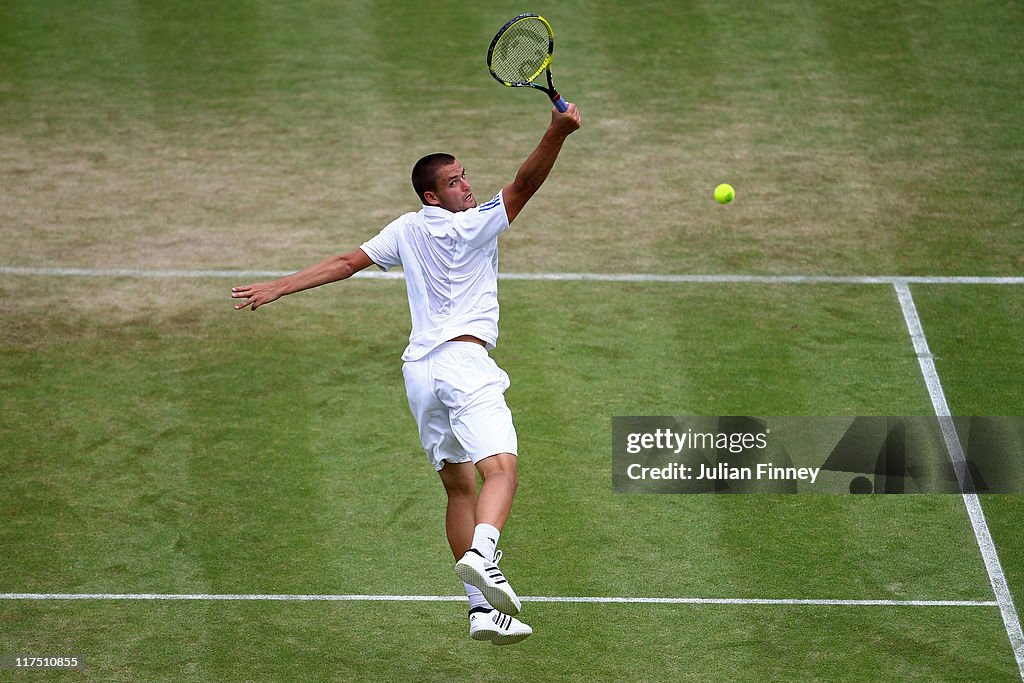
<box><xmin>231</xmin><ymin>248</ymin><xmax>375</xmax><ymax>311</ymax></box>
<box><xmin>502</xmin><ymin>103</ymin><xmax>582</xmax><ymax>225</ymax></box>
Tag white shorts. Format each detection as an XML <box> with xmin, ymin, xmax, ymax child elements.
<box><xmin>402</xmin><ymin>341</ymin><xmax>518</xmax><ymax>471</ymax></box>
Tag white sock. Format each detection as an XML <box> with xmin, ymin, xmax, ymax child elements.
<box><xmin>464</xmin><ymin>582</ymin><xmax>491</xmax><ymax>612</ymax></box>
<box><xmin>471</xmin><ymin>523</ymin><xmax>500</xmax><ymax>561</ymax></box>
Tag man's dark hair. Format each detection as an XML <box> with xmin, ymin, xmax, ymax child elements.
<box><xmin>411</xmin><ymin>153</ymin><xmax>456</xmax><ymax>204</ymax></box>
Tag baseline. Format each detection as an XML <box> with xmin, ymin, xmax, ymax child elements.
<box><xmin>0</xmin><ymin>592</ymin><xmax>999</xmax><ymax>607</ymax></box>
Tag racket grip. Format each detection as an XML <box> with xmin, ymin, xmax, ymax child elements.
<box><xmin>551</xmin><ymin>94</ymin><xmax>569</xmax><ymax>113</ymax></box>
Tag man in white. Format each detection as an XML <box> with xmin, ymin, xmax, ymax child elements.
<box><xmin>231</xmin><ymin>103</ymin><xmax>582</xmax><ymax>644</ymax></box>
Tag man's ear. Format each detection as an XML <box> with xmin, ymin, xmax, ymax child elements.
<box><xmin>423</xmin><ymin>190</ymin><xmax>440</xmax><ymax>206</ymax></box>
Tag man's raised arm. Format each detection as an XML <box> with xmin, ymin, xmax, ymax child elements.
<box><xmin>502</xmin><ymin>103</ymin><xmax>582</xmax><ymax>224</ymax></box>
<box><xmin>231</xmin><ymin>248</ymin><xmax>374</xmax><ymax>311</ymax></box>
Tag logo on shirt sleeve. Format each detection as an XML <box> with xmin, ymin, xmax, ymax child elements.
<box><xmin>478</xmin><ymin>195</ymin><xmax>502</xmax><ymax>213</ymax></box>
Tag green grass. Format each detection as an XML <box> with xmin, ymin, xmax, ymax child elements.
<box><xmin>2</xmin><ymin>0</ymin><xmax>1022</xmax><ymax>275</ymax></box>
<box><xmin>0</xmin><ymin>601</ymin><xmax>1015</xmax><ymax>681</ymax></box>
<box><xmin>2</xmin><ymin>279</ymin><xmax>1022</xmax><ymax>680</ymax></box>
<box><xmin>2</xmin><ymin>0</ymin><xmax>1023</xmax><ymax>680</ymax></box>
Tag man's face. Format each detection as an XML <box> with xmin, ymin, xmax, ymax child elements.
<box><xmin>425</xmin><ymin>161</ymin><xmax>476</xmax><ymax>212</ymax></box>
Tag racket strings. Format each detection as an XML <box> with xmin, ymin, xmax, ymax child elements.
<box><xmin>490</xmin><ymin>19</ymin><xmax>551</xmax><ymax>84</ymax></box>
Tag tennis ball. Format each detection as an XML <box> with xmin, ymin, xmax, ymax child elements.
<box><xmin>714</xmin><ymin>183</ymin><xmax>735</xmax><ymax>204</ymax></box>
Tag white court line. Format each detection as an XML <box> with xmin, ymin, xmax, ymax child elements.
<box><xmin>895</xmin><ymin>282</ymin><xmax>1024</xmax><ymax>679</ymax></box>
<box><xmin>0</xmin><ymin>593</ymin><xmax>999</xmax><ymax>607</ymax></box>
<box><xmin>2</xmin><ymin>265</ymin><xmax>1024</xmax><ymax>285</ymax></box>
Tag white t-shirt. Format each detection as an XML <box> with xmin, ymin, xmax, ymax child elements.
<box><xmin>359</xmin><ymin>191</ymin><xmax>510</xmax><ymax>361</ymax></box>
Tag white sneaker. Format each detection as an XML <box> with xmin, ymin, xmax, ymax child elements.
<box><xmin>455</xmin><ymin>550</ymin><xmax>521</xmax><ymax>616</ymax></box>
<box><xmin>469</xmin><ymin>609</ymin><xmax>533</xmax><ymax>645</ymax></box>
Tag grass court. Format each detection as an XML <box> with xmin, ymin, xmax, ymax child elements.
<box><xmin>1</xmin><ymin>1</ymin><xmax>1022</xmax><ymax>680</ymax></box>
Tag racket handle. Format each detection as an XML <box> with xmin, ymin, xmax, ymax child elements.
<box><xmin>551</xmin><ymin>94</ymin><xmax>569</xmax><ymax>113</ymax></box>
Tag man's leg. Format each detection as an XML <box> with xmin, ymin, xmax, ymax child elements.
<box><xmin>438</xmin><ymin>461</ymin><xmax>495</xmax><ymax>615</ymax></box>
<box><xmin>462</xmin><ymin>452</ymin><xmax>518</xmax><ymax>562</ymax></box>
<box><xmin>438</xmin><ymin>457</ymin><xmax>517</xmax><ymax>587</ymax></box>
<box><xmin>454</xmin><ymin>452</ymin><xmax>523</xmax><ymax>615</ymax></box>
<box><xmin>442</xmin><ymin>458</ymin><xmax>531</xmax><ymax>644</ymax></box>
<box><xmin>437</xmin><ymin>461</ymin><xmax>478</xmax><ymax>560</ymax></box>
<box><xmin>473</xmin><ymin>453</ymin><xmax>519</xmax><ymax>531</ymax></box>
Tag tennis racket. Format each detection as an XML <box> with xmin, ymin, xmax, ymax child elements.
<box><xmin>487</xmin><ymin>13</ymin><xmax>568</xmax><ymax>113</ymax></box>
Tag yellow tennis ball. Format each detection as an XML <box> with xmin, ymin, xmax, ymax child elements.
<box><xmin>714</xmin><ymin>183</ymin><xmax>735</xmax><ymax>204</ymax></box>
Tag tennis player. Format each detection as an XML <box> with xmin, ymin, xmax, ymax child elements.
<box><xmin>231</xmin><ymin>103</ymin><xmax>581</xmax><ymax>644</ymax></box>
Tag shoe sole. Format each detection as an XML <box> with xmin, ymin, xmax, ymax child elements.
<box><xmin>471</xmin><ymin>629</ymin><xmax>532</xmax><ymax>646</ymax></box>
<box><xmin>455</xmin><ymin>559</ymin><xmax>522</xmax><ymax>616</ymax></box>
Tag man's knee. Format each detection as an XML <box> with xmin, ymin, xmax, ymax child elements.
<box><xmin>477</xmin><ymin>453</ymin><xmax>519</xmax><ymax>490</ymax></box>
<box><xmin>439</xmin><ymin>461</ymin><xmax>478</xmax><ymax>499</ymax></box>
